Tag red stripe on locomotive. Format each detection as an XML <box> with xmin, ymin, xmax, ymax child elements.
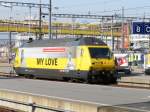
<box><xmin>43</xmin><ymin>48</ymin><xmax>66</xmax><ymax>52</ymax></box>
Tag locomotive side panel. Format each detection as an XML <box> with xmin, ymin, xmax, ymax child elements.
<box><xmin>14</xmin><ymin>46</ymin><xmax>88</xmax><ymax>79</ymax></box>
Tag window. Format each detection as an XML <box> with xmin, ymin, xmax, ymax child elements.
<box><xmin>89</xmin><ymin>48</ymin><xmax>111</xmax><ymax>58</ymax></box>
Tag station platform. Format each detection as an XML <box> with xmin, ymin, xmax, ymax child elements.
<box><xmin>118</xmin><ymin>72</ymin><xmax>150</xmax><ymax>88</ymax></box>
<box><xmin>117</xmin><ymin>66</ymin><xmax>150</xmax><ymax>87</ymax></box>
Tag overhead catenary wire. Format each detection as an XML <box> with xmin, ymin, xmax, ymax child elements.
<box><xmin>60</xmin><ymin>0</ymin><xmax>122</xmax><ymax>8</ymax></box>
<box><xmin>58</xmin><ymin>5</ymin><xmax>150</xmax><ymax>19</ymax></box>
<box><xmin>94</xmin><ymin>5</ymin><xmax>150</xmax><ymax>14</ymax></box>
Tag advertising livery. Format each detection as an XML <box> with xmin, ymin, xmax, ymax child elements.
<box><xmin>13</xmin><ymin>37</ymin><xmax>116</xmax><ymax>83</ymax></box>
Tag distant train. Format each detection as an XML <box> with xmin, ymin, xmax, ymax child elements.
<box><xmin>114</xmin><ymin>53</ymin><xmax>131</xmax><ymax>74</ymax></box>
<box><xmin>144</xmin><ymin>53</ymin><xmax>150</xmax><ymax>75</ymax></box>
<box><xmin>13</xmin><ymin>37</ymin><xmax>116</xmax><ymax>83</ymax></box>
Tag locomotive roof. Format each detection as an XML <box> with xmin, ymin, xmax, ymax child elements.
<box><xmin>21</xmin><ymin>37</ymin><xmax>107</xmax><ymax>48</ymax></box>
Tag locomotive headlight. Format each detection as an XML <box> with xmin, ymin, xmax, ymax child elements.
<box><xmin>92</xmin><ymin>62</ymin><xmax>95</xmax><ymax>65</ymax></box>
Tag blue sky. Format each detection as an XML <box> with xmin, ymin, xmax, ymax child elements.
<box><xmin>1</xmin><ymin>0</ymin><xmax>150</xmax><ymax>21</ymax></box>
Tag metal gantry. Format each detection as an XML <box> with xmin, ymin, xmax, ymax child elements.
<box><xmin>41</xmin><ymin>13</ymin><xmax>150</xmax><ymax>20</ymax></box>
<box><xmin>0</xmin><ymin>0</ymin><xmax>53</xmax><ymax>40</ymax></box>
<box><xmin>1</xmin><ymin>0</ymin><xmax>150</xmax><ymax>49</ymax></box>
<box><xmin>42</xmin><ymin>13</ymin><xmax>114</xmax><ymax>20</ymax></box>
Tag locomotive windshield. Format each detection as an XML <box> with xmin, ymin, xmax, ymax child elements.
<box><xmin>89</xmin><ymin>48</ymin><xmax>112</xmax><ymax>58</ymax></box>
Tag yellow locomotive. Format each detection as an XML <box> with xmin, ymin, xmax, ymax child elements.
<box><xmin>13</xmin><ymin>37</ymin><xmax>116</xmax><ymax>83</ymax></box>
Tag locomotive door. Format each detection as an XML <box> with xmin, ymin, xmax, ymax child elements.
<box><xmin>66</xmin><ymin>47</ymin><xmax>76</xmax><ymax>71</ymax></box>
<box><xmin>76</xmin><ymin>47</ymin><xmax>84</xmax><ymax>70</ymax></box>
<box><xmin>20</xmin><ymin>48</ymin><xmax>26</xmax><ymax>67</ymax></box>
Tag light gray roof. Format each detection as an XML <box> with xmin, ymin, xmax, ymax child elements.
<box><xmin>21</xmin><ymin>37</ymin><xmax>107</xmax><ymax>48</ymax></box>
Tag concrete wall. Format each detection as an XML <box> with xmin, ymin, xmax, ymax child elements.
<box><xmin>0</xmin><ymin>90</ymin><xmax>143</xmax><ymax>112</ymax></box>
<box><xmin>0</xmin><ymin>90</ymin><xmax>98</xmax><ymax>112</ymax></box>
<box><xmin>98</xmin><ymin>106</ymin><xmax>143</xmax><ymax>112</ymax></box>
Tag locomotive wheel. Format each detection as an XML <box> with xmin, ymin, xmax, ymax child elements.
<box><xmin>63</xmin><ymin>77</ymin><xmax>71</xmax><ymax>81</ymax></box>
<box><xmin>87</xmin><ymin>74</ymin><xmax>93</xmax><ymax>83</ymax></box>
<box><xmin>87</xmin><ymin>73</ymin><xmax>117</xmax><ymax>84</ymax></box>
<box><xmin>86</xmin><ymin>73</ymin><xmax>97</xmax><ymax>84</ymax></box>
<box><xmin>24</xmin><ymin>74</ymin><xmax>35</xmax><ymax>79</ymax></box>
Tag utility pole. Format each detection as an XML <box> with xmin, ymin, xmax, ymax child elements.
<box><xmin>29</xmin><ymin>6</ymin><xmax>31</xmax><ymax>38</ymax></box>
<box><xmin>72</xmin><ymin>18</ymin><xmax>76</xmax><ymax>37</ymax></box>
<box><xmin>9</xmin><ymin>31</ymin><xmax>12</xmax><ymax>64</ymax></box>
<box><xmin>149</xmin><ymin>18</ymin><xmax>150</xmax><ymax>50</ymax></box>
<box><xmin>49</xmin><ymin>0</ymin><xmax>52</xmax><ymax>39</ymax></box>
<box><xmin>101</xmin><ymin>17</ymin><xmax>104</xmax><ymax>40</ymax></box>
<box><xmin>54</xmin><ymin>7</ymin><xmax>59</xmax><ymax>39</ymax></box>
<box><xmin>121</xmin><ymin>7</ymin><xmax>124</xmax><ymax>50</ymax></box>
<box><xmin>9</xmin><ymin>5</ymin><xmax>13</xmax><ymax>64</ymax></box>
<box><xmin>111</xmin><ymin>15</ymin><xmax>114</xmax><ymax>51</ymax></box>
<box><xmin>143</xmin><ymin>12</ymin><xmax>145</xmax><ymax>22</ymax></box>
<box><xmin>39</xmin><ymin>0</ymin><xmax>42</xmax><ymax>40</ymax></box>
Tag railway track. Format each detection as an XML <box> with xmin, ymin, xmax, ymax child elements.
<box><xmin>0</xmin><ymin>64</ymin><xmax>149</xmax><ymax>89</ymax></box>
<box><xmin>0</xmin><ymin>72</ymin><xmax>150</xmax><ymax>90</ymax></box>
<box><xmin>0</xmin><ymin>72</ymin><xmax>18</xmax><ymax>77</ymax></box>
<box><xmin>112</xmin><ymin>84</ymin><xmax>150</xmax><ymax>90</ymax></box>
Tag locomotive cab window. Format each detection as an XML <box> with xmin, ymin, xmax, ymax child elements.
<box><xmin>89</xmin><ymin>48</ymin><xmax>111</xmax><ymax>58</ymax></box>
